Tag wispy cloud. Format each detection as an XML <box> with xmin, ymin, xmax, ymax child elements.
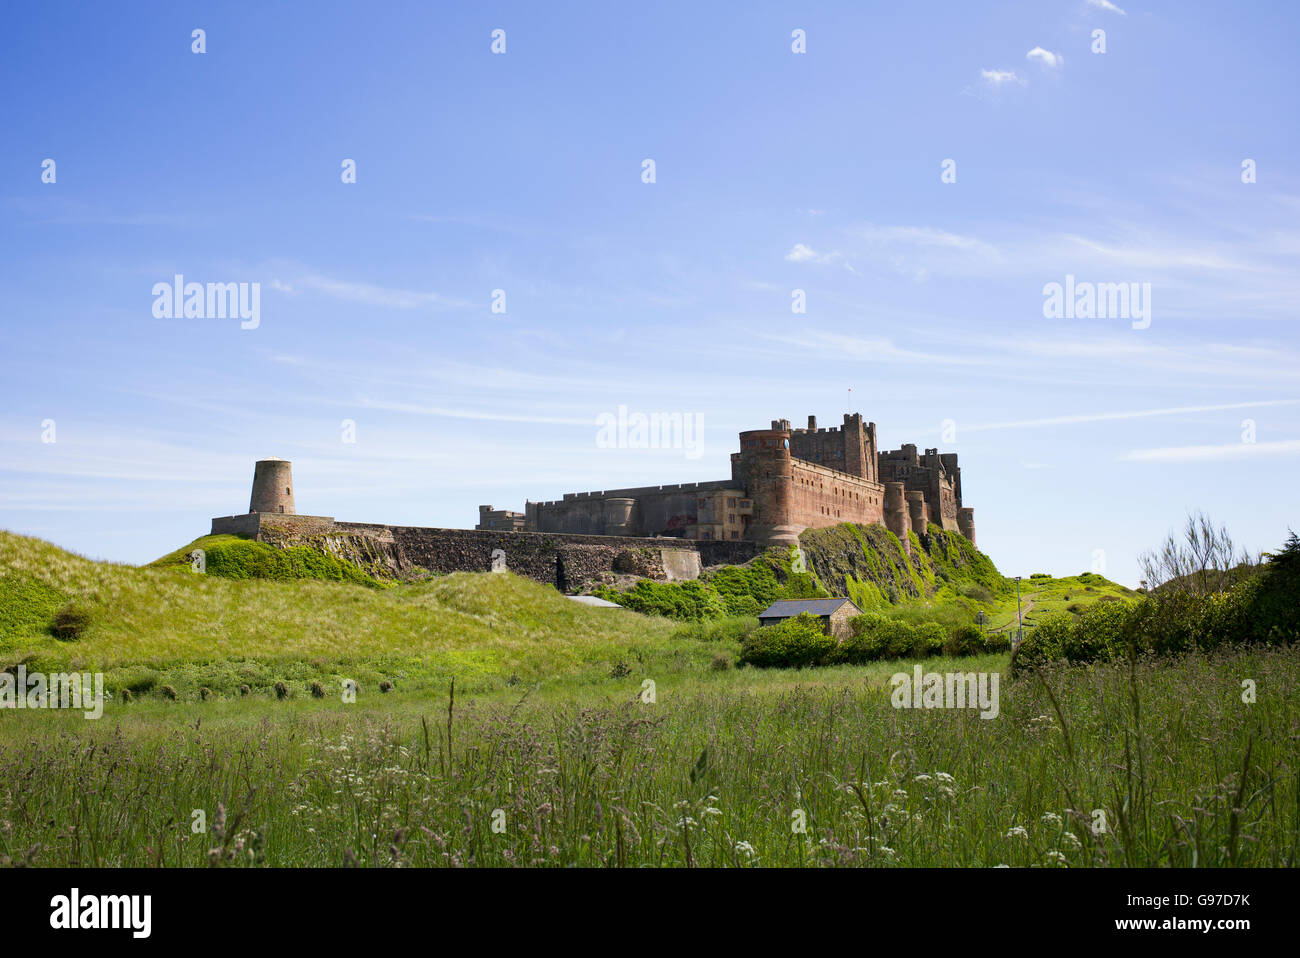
<box><xmin>1120</xmin><ymin>439</ymin><xmax>1300</xmax><ymax>463</ymax></box>
<box><xmin>967</xmin><ymin>399</ymin><xmax>1300</xmax><ymax>433</ymax></box>
<box><xmin>1087</xmin><ymin>0</ymin><xmax>1127</xmax><ymax>15</ymax></box>
<box><xmin>270</xmin><ymin>271</ymin><xmax>474</xmax><ymax>310</ymax></box>
<box><xmin>980</xmin><ymin>68</ymin><xmax>1023</xmax><ymax>88</ymax></box>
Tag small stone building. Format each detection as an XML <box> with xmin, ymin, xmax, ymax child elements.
<box><xmin>757</xmin><ymin>598</ymin><xmax>862</xmax><ymax>640</ymax></box>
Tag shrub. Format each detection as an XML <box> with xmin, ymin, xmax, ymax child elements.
<box><xmin>1011</xmin><ymin>612</ymin><xmax>1073</xmax><ymax>675</ymax></box>
<box><xmin>310</xmin><ymin>681</ymin><xmax>326</xmax><ymax>698</ymax></box>
<box><xmin>739</xmin><ymin>613</ymin><xmax>837</xmax><ymax>669</ymax></box>
<box><xmin>710</xmin><ymin>652</ymin><xmax>732</xmax><ymax>671</ymax></box>
<box><xmin>1063</xmin><ymin>601</ymin><xmax>1131</xmax><ymax>663</ymax></box>
<box><xmin>160</xmin><ymin>685</ymin><xmax>178</xmax><ymax>701</ymax></box>
<box><xmin>199</xmin><ymin>687</ymin><xmax>212</xmax><ymax>701</ymax></box>
<box><xmin>379</xmin><ymin>680</ymin><xmax>394</xmax><ymax>693</ymax></box>
<box><xmin>48</xmin><ymin>602</ymin><xmax>91</xmax><ymax>640</ymax></box>
<box><xmin>945</xmin><ymin>624</ymin><xmax>985</xmax><ymax>657</ymax></box>
<box><xmin>238</xmin><ymin>684</ymin><xmax>251</xmax><ymax>697</ymax></box>
<box><xmin>274</xmin><ymin>681</ymin><xmax>289</xmax><ymax>700</ymax></box>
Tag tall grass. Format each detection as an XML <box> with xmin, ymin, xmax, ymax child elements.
<box><xmin>1</xmin><ymin>646</ymin><xmax>1293</xmax><ymax>867</ymax></box>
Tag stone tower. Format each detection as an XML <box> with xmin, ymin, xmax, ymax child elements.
<box><xmin>249</xmin><ymin>458</ymin><xmax>295</xmax><ymax>515</ymax></box>
<box><xmin>731</xmin><ymin>421</ymin><xmax>801</xmax><ymax>547</ymax></box>
<box><xmin>883</xmin><ymin>481</ymin><xmax>910</xmax><ymax>551</ymax></box>
<box><xmin>957</xmin><ymin>507</ymin><xmax>976</xmax><ymax>548</ymax></box>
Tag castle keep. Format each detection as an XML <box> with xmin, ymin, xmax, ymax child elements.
<box><xmin>483</xmin><ymin>413</ymin><xmax>974</xmax><ymax>550</ymax></box>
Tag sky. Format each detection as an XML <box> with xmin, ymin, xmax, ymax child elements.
<box><xmin>1</xmin><ymin>0</ymin><xmax>1298</xmax><ymax>587</ymax></box>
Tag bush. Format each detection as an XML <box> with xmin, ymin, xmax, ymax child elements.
<box><xmin>273</xmin><ymin>681</ymin><xmax>289</xmax><ymax>700</ymax></box>
<box><xmin>710</xmin><ymin>652</ymin><xmax>732</xmax><ymax>671</ymax></box>
<box><xmin>310</xmin><ymin>681</ymin><xmax>326</xmax><ymax>698</ymax></box>
<box><xmin>1011</xmin><ymin>612</ymin><xmax>1073</xmax><ymax>675</ymax></box>
<box><xmin>160</xmin><ymin>685</ymin><xmax>178</xmax><ymax>701</ymax></box>
<box><xmin>1063</xmin><ymin>601</ymin><xmax>1131</xmax><ymax>663</ymax></box>
<box><xmin>739</xmin><ymin>613</ymin><xmax>837</xmax><ymax>669</ymax></box>
<box><xmin>592</xmin><ymin>579</ymin><xmax>726</xmax><ymax>621</ymax></box>
<box><xmin>48</xmin><ymin>602</ymin><xmax>91</xmax><ymax>640</ymax></box>
<box><xmin>945</xmin><ymin>624</ymin><xmax>985</xmax><ymax>657</ymax></box>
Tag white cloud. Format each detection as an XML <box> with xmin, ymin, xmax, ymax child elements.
<box><xmin>980</xmin><ymin>68</ymin><xmax>1023</xmax><ymax>88</ymax></box>
<box><xmin>785</xmin><ymin>243</ymin><xmax>818</xmax><ymax>263</ymax></box>
<box><xmin>1087</xmin><ymin>0</ymin><xmax>1127</xmax><ymax>15</ymax></box>
<box><xmin>1026</xmin><ymin>47</ymin><xmax>1063</xmax><ymax>69</ymax></box>
<box><xmin>1119</xmin><ymin>439</ymin><xmax>1300</xmax><ymax>463</ymax></box>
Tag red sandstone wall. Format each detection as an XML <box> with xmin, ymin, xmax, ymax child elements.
<box><xmin>787</xmin><ymin>460</ymin><xmax>884</xmax><ymax>528</ymax></box>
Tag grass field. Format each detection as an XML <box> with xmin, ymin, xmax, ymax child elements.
<box><xmin>2</xmin><ymin>529</ymin><xmax>1292</xmax><ymax>868</ymax></box>
<box><xmin>1</xmin><ymin>646</ymin><xmax>1293</xmax><ymax>867</ymax></box>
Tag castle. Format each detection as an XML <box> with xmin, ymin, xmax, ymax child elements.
<box><xmin>478</xmin><ymin>413</ymin><xmax>974</xmax><ymax>550</ymax></box>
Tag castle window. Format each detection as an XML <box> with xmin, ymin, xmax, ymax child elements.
<box><xmin>728</xmin><ymin>514</ymin><xmax>735</xmax><ymax>523</ymax></box>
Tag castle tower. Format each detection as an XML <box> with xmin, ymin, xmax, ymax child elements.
<box><xmin>884</xmin><ymin>481</ymin><xmax>910</xmax><ymax>554</ymax></box>
<box><xmin>249</xmin><ymin>458</ymin><xmax>295</xmax><ymax>515</ymax></box>
<box><xmin>733</xmin><ymin>425</ymin><xmax>801</xmax><ymax>546</ymax></box>
<box><xmin>905</xmin><ymin>490</ymin><xmax>927</xmax><ymax>538</ymax></box>
<box><xmin>957</xmin><ymin>507</ymin><xmax>976</xmax><ymax>548</ymax></box>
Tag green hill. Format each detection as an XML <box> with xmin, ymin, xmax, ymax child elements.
<box><xmin>0</xmin><ymin>530</ymin><xmax>691</xmax><ymax>699</ymax></box>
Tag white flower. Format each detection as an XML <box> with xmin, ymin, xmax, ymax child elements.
<box><xmin>1041</xmin><ymin>812</ymin><xmax>1062</xmax><ymax>827</ymax></box>
<box><xmin>935</xmin><ymin>772</ymin><xmax>955</xmax><ymax>784</ymax></box>
<box><xmin>1006</xmin><ymin>826</ymin><xmax>1028</xmax><ymax>839</ymax></box>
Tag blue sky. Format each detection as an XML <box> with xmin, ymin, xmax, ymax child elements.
<box><xmin>2</xmin><ymin>0</ymin><xmax>1297</xmax><ymax>586</ymax></box>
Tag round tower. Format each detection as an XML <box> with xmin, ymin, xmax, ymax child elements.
<box><xmin>249</xmin><ymin>458</ymin><xmax>295</xmax><ymax>515</ymax></box>
<box><xmin>735</xmin><ymin>426</ymin><xmax>800</xmax><ymax>546</ymax></box>
<box><xmin>957</xmin><ymin>507</ymin><xmax>976</xmax><ymax>548</ymax></box>
<box><xmin>602</xmin><ymin>497</ymin><xmax>640</xmax><ymax>536</ymax></box>
<box><xmin>884</xmin><ymin>481</ymin><xmax>910</xmax><ymax>550</ymax></box>
<box><xmin>905</xmin><ymin>490</ymin><xmax>928</xmax><ymax>538</ymax></box>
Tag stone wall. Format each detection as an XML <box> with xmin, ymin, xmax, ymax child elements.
<box><xmin>214</xmin><ymin>513</ymin><xmax>759</xmax><ymax>591</ymax></box>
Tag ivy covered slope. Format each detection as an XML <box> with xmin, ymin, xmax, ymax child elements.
<box><xmin>595</xmin><ymin>521</ymin><xmax>1041</xmax><ymax>625</ymax></box>
<box><xmin>795</xmin><ymin>522</ymin><xmax>1010</xmax><ymax>610</ymax></box>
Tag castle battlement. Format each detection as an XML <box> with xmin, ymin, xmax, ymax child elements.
<box><xmin>492</xmin><ymin>413</ymin><xmax>974</xmax><ymax>549</ymax></box>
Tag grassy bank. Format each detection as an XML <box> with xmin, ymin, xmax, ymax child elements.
<box><xmin>0</xmin><ymin>646</ymin><xmax>1293</xmax><ymax>867</ymax></box>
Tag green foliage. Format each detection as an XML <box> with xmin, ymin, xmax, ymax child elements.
<box><xmin>592</xmin><ymin>579</ymin><xmax>725</xmax><ymax>621</ymax></box>
<box><xmin>1062</xmin><ymin>601</ymin><xmax>1130</xmax><ymax>663</ymax></box>
<box><xmin>198</xmin><ymin>540</ymin><xmax>381</xmax><ymax>587</ymax></box>
<box><xmin>48</xmin><ymin>601</ymin><xmax>92</xmax><ymax>641</ymax></box>
<box><xmin>1011</xmin><ymin>612</ymin><xmax>1073</xmax><ymax>674</ymax></box>
<box><xmin>739</xmin><ymin>613</ymin><xmax>837</xmax><ymax>668</ymax></box>
<box><xmin>1013</xmin><ymin>533</ymin><xmax>1300</xmax><ymax>675</ymax></box>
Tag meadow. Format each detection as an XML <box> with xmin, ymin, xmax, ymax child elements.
<box><xmin>1</xmin><ymin>646</ymin><xmax>1293</xmax><ymax>867</ymax></box>
<box><xmin>1</xmin><ymin>529</ymin><xmax>1293</xmax><ymax>868</ymax></box>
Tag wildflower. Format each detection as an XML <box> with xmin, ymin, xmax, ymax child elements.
<box><xmin>1045</xmin><ymin>850</ymin><xmax>1067</xmax><ymax>865</ymax></box>
<box><xmin>935</xmin><ymin>772</ymin><xmax>955</xmax><ymax>784</ymax></box>
<box><xmin>1041</xmin><ymin>812</ymin><xmax>1062</xmax><ymax>827</ymax></box>
<box><xmin>1006</xmin><ymin>825</ymin><xmax>1028</xmax><ymax>839</ymax></box>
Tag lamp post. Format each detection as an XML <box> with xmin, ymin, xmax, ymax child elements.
<box><xmin>1014</xmin><ymin>575</ymin><xmax>1023</xmax><ymax>647</ymax></box>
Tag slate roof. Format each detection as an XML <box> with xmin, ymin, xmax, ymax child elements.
<box><xmin>567</xmin><ymin>595</ymin><xmax>624</xmax><ymax>608</ymax></box>
<box><xmin>757</xmin><ymin>598</ymin><xmax>860</xmax><ymax>618</ymax></box>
